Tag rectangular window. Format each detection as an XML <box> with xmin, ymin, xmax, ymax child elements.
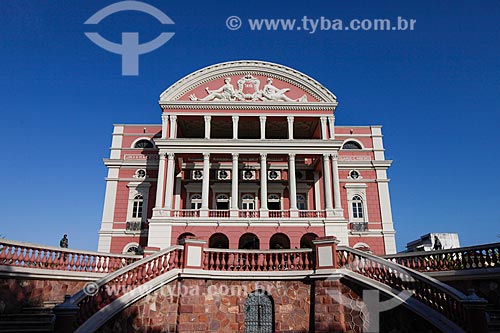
<box><xmin>133</xmin><ymin>201</ymin><xmax>143</xmax><ymax>218</ymax></box>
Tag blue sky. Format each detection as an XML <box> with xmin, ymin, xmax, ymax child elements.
<box><xmin>0</xmin><ymin>0</ymin><xmax>499</xmax><ymax>251</ymax></box>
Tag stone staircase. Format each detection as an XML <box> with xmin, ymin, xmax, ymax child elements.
<box><xmin>0</xmin><ymin>301</ymin><xmax>56</xmax><ymax>333</ymax></box>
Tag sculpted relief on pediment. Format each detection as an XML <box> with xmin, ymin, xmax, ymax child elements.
<box><xmin>189</xmin><ymin>75</ymin><xmax>308</xmax><ymax>102</ymax></box>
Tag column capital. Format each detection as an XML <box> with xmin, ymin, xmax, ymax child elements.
<box><xmin>159</xmin><ymin>152</ymin><xmax>166</xmax><ymax>160</ymax></box>
<box><xmin>167</xmin><ymin>152</ymin><xmax>175</xmax><ymax>160</ymax></box>
<box><xmin>260</xmin><ymin>153</ymin><xmax>267</xmax><ymax>160</ymax></box>
<box><xmin>331</xmin><ymin>152</ymin><xmax>338</xmax><ymax>160</ymax></box>
<box><xmin>161</xmin><ymin>113</ymin><xmax>169</xmax><ymax>120</ymax></box>
<box><xmin>320</xmin><ymin>116</ymin><xmax>327</xmax><ymax>123</ymax></box>
<box><xmin>203</xmin><ymin>152</ymin><xmax>210</xmax><ymax>159</ymax></box>
<box><xmin>323</xmin><ymin>153</ymin><xmax>330</xmax><ymax>158</ymax></box>
<box><xmin>232</xmin><ymin>152</ymin><xmax>239</xmax><ymax>159</ymax></box>
<box><xmin>328</xmin><ymin>115</ymin><xmax>335</xmax><ymax>121</ymax></box>
<box><xmin>289</xmin><ymin>152</ymin><xmax>296</xmax><ymax>159</ymax></box>
<box><xmin>259</xmin><ymin>115</ymin><xmax>267</xmax><ymax>122</ymax></box>
<box><xmin>204</xmin><ymin>115</ymin><xmax>211</xmax><ymax>121</ymax></box>
<box><xmin>232</xmin><ymin>115</ymin><xmax>239</xmax><ymax>121</ymax></box>
<box><xmin>287</xmin><ymin>116</ymin><xmax>294</xmax><ymax>122</ymax></box>
<box><xmin>170</xmin><ymin>115</ymin><xmax>177</xmax><ymax>121</ymax></box>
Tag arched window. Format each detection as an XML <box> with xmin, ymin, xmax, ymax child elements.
<box><xmin>132</xmin><ymin>194</ymin><xmax>144</xmax><ymax>219</ymax></box>
<box><xmin>297</xmin><ymin>194</ymin><xmax>306</xmax><ymax>210</ymax></box>
<box><xmin>342</xmin><ymin>141</ymin><xmax>362</xmax><ymax>149</ymax></box>
<box><xmin>267</xmin><ymin>194</ymin><xmax>280</xmax><ymax>210</ymax></box>
<box><xmin>190</xmin><ymin>194</ymin><xmax>202</xmax><ymax>210</ymax></box>
<box><xmin>134</xmin><ymin>139</ymin><xmax>154</xmax><ymax>149</ymax></box>
<box><xmin>209</xmin><ymin>233</ymin><xmax>229</xmax><ymax>249</ymax></box>
<box><xmin>269</xmin><ymin>233</ymin><xmax>290</xmax><ymax>249</ymax></box>
<box><xmin>177</xmin><ymin>232</ymin><xmax>195</xmax><ymax>244</ymax></box>
<box><xmin>351</xmin><ymin>195</ymin><xmax>364</xmax><ymax>219</ymax></box>
<box><xmin>216</xmin><ymin>194</ymin><xmax>229</xmax><ymax>210</ymax></box>
<box><xmin>300</xmin><ymin>233</ymin><xmax>318</xmax><ymax>249</ymax></box>
<box><xmin>245</xmin><ymin>291</ymin><xmax>274</xmax><ymax>333</ymax></box>
<box><xmin>123</xmin><ymin>243</ymin><xmax>142</xmax><ymax>255</ymax></box>
<box><xmin>239</xmin><ymin>233</ymin><xmax>260</xmax><ymax>250</ymax></box>
<box><xmin>242</xmin><ymin>194</ymin><xmax>255</xmax><ymax>210</ymax></box>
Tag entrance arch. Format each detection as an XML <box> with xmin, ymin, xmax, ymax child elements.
<box><xmin>300</xmin><ymin>233</ymin><xmax>318</xmax><ymax>248</ymax></box>
<box><xmin>269</xmin><ymin>233</ymin><xmax>290</xmax><ymax>249</ymax></box>
<box><xmin>239</xmin><ymin>233</ymin><xmax>260</xmax><ymax>249</ymax></box>
<box><xmin>209</xmin><ymin>233</ymin><xmax>229</xmax><ymax>249</ymax></box>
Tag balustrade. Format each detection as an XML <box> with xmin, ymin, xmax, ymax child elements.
<box><xmin>0</xmin><ymin>239</ymin><xmax>139</xmax><ymax>273</ymax></box>
<box><xmin>203</xmin><ymin>248</ymin><xmax>313</xmax><ymax>272</ymax></box>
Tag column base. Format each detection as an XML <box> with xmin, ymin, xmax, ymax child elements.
<box><xmin>325</xmin><ymin>209</ymin><xmax>335</xmax><ymax>217</ymax></box>
<box><xmin>260</xmin><ymin>209</ymin><xmax>269</xmax><ymax>218</ymax></box>
<box><xmin>230</xmin><ymin>209</ymin><xmax>239</xmax><ymax>218</ymax></box>
<box><xmin>200</xmin><ymin>209</ymin><xmax>209</xmax><ymax>217</ymax></box>
<box><xmin>289</xmin><ymin>209</ymin><xmax>299</xmax><ymax>218</ymax></box>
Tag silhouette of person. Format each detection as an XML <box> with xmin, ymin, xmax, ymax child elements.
<box><xmin>60</xmin><ymin>234</ymin><xmax>68</xmax><ymax>248</ymax></box>
<box><xmin>433</xmin><ymin>236</ymin><xmax>442</xmax><ymax>250</ymax></box>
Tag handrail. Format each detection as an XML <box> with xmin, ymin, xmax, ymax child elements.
<box><xmin>383</xmin><ymin>242</ymin><xmax>500</xmax><ymax>272</ymax></box>
<box><xmin>0</xmin><ymin>239</ymin><xmax>140</xmax><ymax>273</ymax></box>
<box><xmin>337</xmin><ymin>246</ymin><xmax>478</xmax><ymax>331</ymax></box>
<box><xmin>71</xmin><ymin>245</ymin><xmax>183</xmax><ymax>327</ymax></box>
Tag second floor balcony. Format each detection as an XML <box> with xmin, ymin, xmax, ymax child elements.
<box><xmin>155</xmin><ymin>208</ymin><xmax>330</xmax><ymax>220</ymax></box>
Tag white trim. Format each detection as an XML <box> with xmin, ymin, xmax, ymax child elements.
<box><xmin>340</xmin><ymin>138</ymin><xmax>364</xmax><ymax>149</ymax></box>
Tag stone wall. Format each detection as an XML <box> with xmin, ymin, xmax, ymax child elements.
<box><xmin>0</xmin><ymin>277</ymin><xmax>87</xmax><ymax>313</ymax></box>
<box><xmin>98</xmin><ymin>276</ymin><xmax>442</xmax><ymax>332</ymax></box>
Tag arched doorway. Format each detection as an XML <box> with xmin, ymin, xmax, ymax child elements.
<box><xmin>269</xmin><ymin>233</ymin><xmax>290</xmax><ymax>249</ymax></box>
<box><xmin>245</xmin><ymin>290</ymin><xmax>274</xmax><ymax>333</ymax></box>
<box><xmin>177</xmin><ymin>232</ymin><xmax>195</xmax><ymax>244</ymax></box>
<box><xmin>300</xmin><ymin>233</ymin><xmax>318</xmax><ymax>248</ymax></box>
<box><xmin>239</xmin><ymin>233</ymin><xmax>260</xmax><ymax>249</ymax></box>
<box><xmin>209</xmin><ymin>233</ymin><xmax>229</xmax><ymax>248</ymax></box>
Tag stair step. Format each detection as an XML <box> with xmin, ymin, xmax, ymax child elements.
<box><xmin>0</xmin><ymin>329</ymin><xmax>52</xmax><ymax>333</ymax></box>
<box><xmin>0</xmin><ymin>313</ymin><xmax>53</xmax><ymax>320</ymax></box>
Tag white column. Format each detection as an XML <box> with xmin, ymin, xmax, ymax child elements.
<box><xmin>201</xmin><ymin>153</ymin><xmax>210</xmax><ymax>215</ymax></box>
<box><xmin>232</xmin><ymin>116</ymin><xmax>239</xmax><ymax>139</ymax></box>
<box><xmin>231</xmin><ymin>153</ymin><xmax>239</xmax><ymax>216</ymax></box>
<box><xmin>331</xmin><ymin>152</ymin><xmax>343</xmax><ymax>215</ymax></box>
<box><xmin>287</xmin><ymin>116</ymin><xmax>294</xmax><ymax>140</ymax></box>
<box><xmin>320</xmin><ymin>116</ymin><xmax>328</xmax><ymax>140</ymax></box>
<box><xmin>204</xmin><ymin>115</ymin><xmax>211</xmax><ymax>139</ymax></box>
<box><xmin>328</xmin><ymin>116</ymin><xmax>335</xmax><ymax>140</ymax></box>
<box><xmin>289</xmin><ymin>153</ymin><xmax>298</xmax><ymax>217</ymax></box>
<box><xmin>259</xmin><ymin>116</ymin><xmax>266</xmax><ymax>140</ymax></box>
<box><xmin>155</xmin><ymin>152</ymin><xmax>166</xmax><ymax>208</ymax></box>
<box><xmin>260</xmin><ymin>153</ymin><xmax>268</xmax><ymax>216</ymax></box>
<box><xmin>164</xmin><ymin>153</ymin><xmax>175</xmax><ymax>210</ymax></box>
<box><xmin>169</xmin><ymin>115</ymin><xmax>177</xmax><ymax>139</ymax></box>
<box><xmin>377</xmin><ymin>169</ymin><xmax>397</xmax><ymax>254</ymax></box>
<box><xmin>322</xmin><ymin>153</ymin><xmax>334</xmax><ymax>213</ymax></box>
<box><xmin>161</xmin><ymin>114</ymin><xmax>169</xmax><ymax>139</ymax></box>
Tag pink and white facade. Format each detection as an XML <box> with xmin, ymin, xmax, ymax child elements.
<box><xmin>97</xmin><ymin>61</ymin><xmax>396</xmax><ymax>255</ymax></box>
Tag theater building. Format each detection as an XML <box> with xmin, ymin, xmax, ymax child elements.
<box><xmin>97</xmin><ymin>60</ymin><xmax>396</xmax><ymax>256</ymax></box>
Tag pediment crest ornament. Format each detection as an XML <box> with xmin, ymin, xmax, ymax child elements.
<box><xmin>189</xmin><ymin>75</ymin><xmax>307</xmax><ymax>102</ymax></box>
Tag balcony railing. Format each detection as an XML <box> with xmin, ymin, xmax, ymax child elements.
<box><xmin>299</xmin><ymin>210</ymin><xmax>327</xmax><ymax>218</ymax></box>
<box><xmin>171</xmin><ymin>209</ymin><xmax>200</xmax><ymax>218</ymax></box>
<box><xmin>208</xmin><ymin>210</ymin><xmax>230</xmax><ymax>218</ymax></box>
<box><xmin>268</xmin><ymin>210</ymin><xmax>290</xmax><ymax>218</ymax></box>
<box><xmin>164</xmin><ymin>209</ymin><xmax>327</xmax><ymax>219</ymax></box>
<box><xmin>239</xmin><ymin>210</ymin><xmax>260</xmax><ymax>218</ymax></box>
